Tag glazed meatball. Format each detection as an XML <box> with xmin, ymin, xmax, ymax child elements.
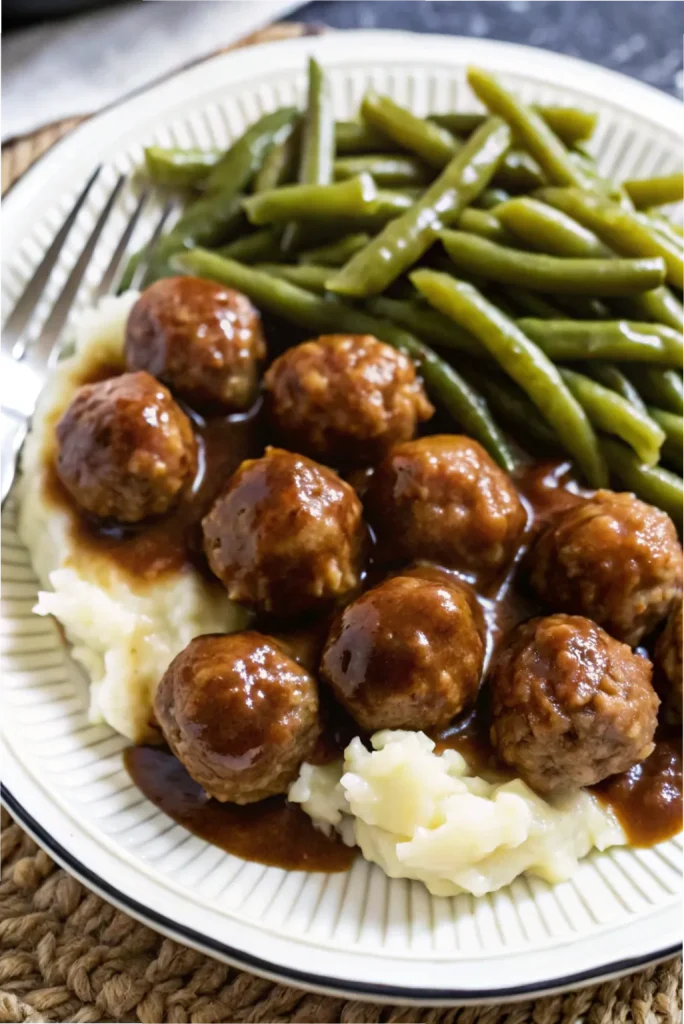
<box><xmin>527</xmin><ymin>490</ymin><xmax>682</xmax><ymax>645</ymax></box>
<box><xmin>263</xmin><ymin>334</ymin><xmax>433</xmax><ymax>466</ymax></box>
<box><xmin>125</xmin><ymin>276</ymin><xmax>265</xmax><ymax>411</ymax></box>
<box><xmin>202</xmin><ymin>447</ymin><xmax>366</xmax><ymax>617</ymax></box>
<box><xmin>365</xmin><ymin>435</ymin><xmax>527</xmax><ymax>578</ymax></box>
<box><xmin>155</xmin><ymin>632</ymin><xmax>320</xmax><ymax>803</ymax></box>
<box><xmin>388</xmin><ymin>562</ymin><xmax>486</xmax><ymax>639</ymax></box>
<box><xmin>321</xmin><ymin>575</ymin><xmax>484</xmax><ymax>732</ymax></box>
<box><xmin>489</xmin><ymin>614</ymin><xmax>659</xmax><ymax>793</ymax></box>
<box><xmin>655</xmin><ymin>601</ymin><xmax>683</xmax><ymax>724</ymax></box>
<box><xmin>55</xmin><ymin>370</ymin><xmax>197</xmax><ymax>522</ymax></box>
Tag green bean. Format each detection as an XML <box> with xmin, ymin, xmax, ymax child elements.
<box><xmin>601</xmin><ymin>438</ymin><xmax>683</xmax><ymax>522</ymax></box>
<box><xmin>475</xmin><ymin>188</ymin><xmax>511</xmax><ymax>210</ymax></box>
<box><xmin>366</xmin><ymin>296</ymin><xmax>483</xmax><ymax>356</ymax></box>
<box><xmin>282</xmin><ymin>189</ymin><xmax>416</xmax><ymax>251</ymax></box>
<box><xmin>429</xmin><ymin>106</ymin><xmax>598</xmax><ymax>147</ymax></box>
<box><xmin>255</xmin><ymin>263</ymin><xmax>331</xmax><ymax>294</ymax></box>
<box><xmin>648</xmin><ymin>407</ymin><xmax>684</xmax><ymax>472</ymax></box>
<box><xmin>559</xmin><ymin>367</ymin><xmax>664</xmax><ymax>465</ymax></box>
<box><xmin>535</xmin><ymin>187</ymin><xmax>684</xmax><ymax>289</ymax></box>
<box><xmin>334</xmin><ymin>120</ymin><xmax>403</xmax><ymax>154</ymax></box>
<box><xmin>172</xmin><ymin>249</ymin><xmax>516</xmax><ymax>471</ymax></box>
<box><xmin>585</xmin><ymin>364</ymin><xmax>648</xmax><ymax>415</ymax></box>
<box><xmin>327</xmin><ymin>118</ymin><xmax>511</xmax><ymax>298</ymax></box>
<box><xmin>457</xmin><ymin>208</ymin><xmax>512</xmax><ymax>244</ymax></box>
<box><xmin>495</xmin><ymin>196</ymin><xmax>611</xmax><ymax>257</ymax></box>
<box><xmin>439</xmin><ymin>230</ymin><xmax>666</xmax><ymax>295</ymax></box>
<box><xmin>516</xmin><ymin>319</ymin><xmax>683</xmax><ymax>366</ymax></box>
<box><xmin>504</xmin><ymin>289</ymin><xmax>564</xmax><ymax>319</ymax></box>
<box><xmin>410</xmin><ymin>269</ymin><xmax>608</xmax><ymax>486</ymax></box>
<box><xmin>282</xmin><ymin>58</ymin><xmax>335</xmax><ymax>252</ymax></box>
<box><xmin>625</xmin><ymin>367</ymin><xmax>684</xmax><ymax>414</ymax></box>
<box><xmin>333</xmin><ymin>155</ymin><xmax>432</xmax><ymax>187</ymax></box>
<box><xmin>647</xmin><ymin>209</ymin><xmax>684</xmax><ymax>237</ymax></box>
<box><xmin>465</xmin><ymin>369</ymin><xmax>558</xmax><ymax>447</ymax></box>
<box><xmin>253</xmin><ymin>121</ymin><xmax>301</xmax><ymax>192</ymax></box>
<box><xmin>623</xmin><ymin>174</ymin><xmax>684</xmax><ymax>210</ymax></box>
<box><xmin>204</xmin><ymin>107</ymin><xmax>299</xmax><ymax>193</ymax></box>
<box><xmin>636</xmin><ymin>212</ymin><xmax>684</xmax><ymax>252</ymax></box>
<box><xmin>298</xmin><ymin>233</ymin><xmax>371</xmax><ymax>266</ymax></box>
<box><xmin>494</xmin><ymin>150</ymin><xmax>546</xmax><ymax>192</ymax></box>
<box><xmin>243</xmin><ymin>174</ymin><xmax>378</xmax><ymax>226</ymax></box>
<box><xmin>360</xmin><ymin>92</ymin><xmax>460</xmax><ymax>169</ymax></box>
<box><xmin>143</xmin><ymin>146</ymin><xmax>221</xmax><ymax>188</ymax></box>
<box><xmin>217</xmin><ymin>229</ymin><xmax>284</xmax><ymax>263</ymax></box>
<box><xmin>467</xmin><ymin>67</ymin><xmax>589</xmax><ymax>188</ymax></box>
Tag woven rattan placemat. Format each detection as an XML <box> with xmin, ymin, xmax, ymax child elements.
<box><xmin>1</xmin><ymin>22</ymin><xmax>682</xmax><ymax>1023</ymax></box>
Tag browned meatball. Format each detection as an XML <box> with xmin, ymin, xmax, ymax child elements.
<box><xmin>321</xmin><ymin>575</ymin><xmax>484</xmax><ymax>732</ymax></box>
<box><xmin>125</xmin><ymin>276</ymin><xmax>265</xmax><ymax>411</ymax></box>
<box><xmin>155</xmin><ymin>632</ymin><xmax>320</xmax><ymax>803</ymax></box>
<box><xmin>527</xmin><ymin>490</ymin><xmax>682</xmax><ymax>645</ymax></box>
<box><xmin>655</xmin><ymin>601</ymin><xmax>683</xmax><ymax>724</ymax></box>
<box><xmin>263</xmin><ymin>334</ymin><xmax>433</xmax><ymax>466</ymax></box>
<box><xmin>55</xmin><ymin>370</ymin><xmax>197</xmax><ymax>522</ymax></box>
<box><xmin>202</xmin><ymin>447</ymin><xmax>366</xmax><ymax>617</ymax></box>
<box><xmin>388</xmin><ymin>562</ymin><xmax>486</xmax><ymax>640</ymax></box>
<box><xmin>365</xmin><ymin>435</ymin><xmax>527</xmax><ymax>579</ymax></box>
<box><xmin>489</xmin><ymin>614</ymin><xmax>659</xmax><ymax>793</ymax></box>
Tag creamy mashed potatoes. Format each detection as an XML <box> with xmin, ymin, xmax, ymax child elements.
<box><xmin>289</xmin><ymin>730</ymin><xmax>625</xmax><ymax>897</ymax></box>
<box><xmin>18</xmin><ymin>294</ymin><xmax>248</xmax><ymax>742</ymax></box>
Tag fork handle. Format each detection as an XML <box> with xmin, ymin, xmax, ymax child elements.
<box><xmin>1</xmin><ymin>408</ymin><xmax>28</xmax><ymax>505</ymax></box>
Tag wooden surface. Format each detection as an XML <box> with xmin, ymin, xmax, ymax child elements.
<box><xmin>1</xmin><ymin>21</ymin><xmax>681</xmax><ymax>1023</ymax></box>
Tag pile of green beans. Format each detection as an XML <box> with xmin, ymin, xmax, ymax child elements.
<box><xmin>130</xmin><ymin>59</ymin><xmax>683</xmax><ymax>522</ymax></box>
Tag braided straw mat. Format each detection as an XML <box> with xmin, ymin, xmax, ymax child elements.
<box><xmin>1</xmin><ymin>21</ymin><xmax>682</xmax><ymax>1023</ymax></box>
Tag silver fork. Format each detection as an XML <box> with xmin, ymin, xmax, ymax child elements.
<box><xmin>1</xmin><ymin>168</ymin><xmax>177</xmax><ymax>504</ymax></box>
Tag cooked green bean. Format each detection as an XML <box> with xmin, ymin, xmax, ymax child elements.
<box><xmin>465</xmin><ymin>369</ymin><xmax>558</xmax><ymax>447</ymax></box>
<box><xmin>327</xmin><ymin>118</ymin><xmax>510</xmax><ymax>297</ymax></box>
<box><xmin>495</xmin><ymin>196</ymin><xmax>611</xmax><ymax>257</ymax></box>
<box><xmin>494</xmin><ymin>150</ymin><xmax>546</xmax><ymax>192</ymax></box>
<box><xmin>366</xmin><ymin>296</ymin><xmax>483</xmax><ymax>355</ymax></box>
<box><xmin>439</xmin><ymin>230</ymin><xmax>666</xmax><ymax>295</ymax></box>
<box><xmin>535</xmin><ymin>187</ymin><xmax>684</xmax><ymax>289</ymax></box>
<box><xmin>623</xmin><ymin>174</ymin><xmax>684</xmax><ymax>210</ymax></box>
<box><xmin>256</xmin><ymin>262</ymin><xmax>330</xmax><ymax>294</ymax></box>
<box><xmin>637</xmin><ymin>212</ymin><xmax>684</xmax><ymax>252</ymax></box>
<box><xmin>648</xmin><ymin>407</ymin><xmax>684</xmax><ymax>472</ymax></box>
<box><xmin>625</xmin><ymin>367</ymin><xmax>684</xmax><ymax>414</ymax></box>
<box><xmin>467</xmin><ymin>67</ymin><xmax>589</xmax><ymax>188</ymax></box>
<box><xmin>430</xmin><ymin>106</ymin><xmax>597</xmax><ymax>147</ymax></box>
<box><xmin>333</xmin><ymin>155</ymin><xmax>432</xmax><ymax>187</ymax></box>
<box><xmin>475</xmin><ymin>188</ymin><xmax>511</xmax><ymax>210</ymax></box>
<box><xmin>457</xmin><ymin>208</ymin><xmax>512</xmax><ymax>243</ymax></box>
<box><xmin>559</xmin><ymin>367</ymin><xmax>664</xmax><ymax>465</ymax></box>
<box><xmin>243</xmin><ymin>174</ymin><xmax>378</xmax><ymax>226</ymax></box>
<box><xmin>601</xmin><ymin>438</ymin><xmax>683</xmax><ymax>521</ymax></box>
<box><xmin>585</xmin><ymin>363</ymin><xmax>648</xmax><ymax>414</ymax></box>
<box><xmin>410</xmin><ymin>269</ymin><xmax>608</xmax><ymax>486</ymax></box>
<box><xmin>361</xmin><ymin>92</ymin><xmax>460</xmax><ymax>169</ymax></box>
<box><xmin>204</xmin><ymin>107</ymin><xmax>299</xmax><ymax>193</ymax></box>
<box><xmin>647</xmin><ymin>209</ymin><xmax>684</xmax><ymax>237</ymax></box>
<box><xmin>517</xmin><ymin>319</ymin><xmax>683</xmax><ymax>366</ymax></box>
<box><xmin>217</xmin><ymin>229</ymin><xmax>283</xmax><ymax>263</ymax></box>
<box><xmin>504</xmin><ymin>289</ymin><xmax>564</xmax><ymax>319</ymax></box>
<box><xmin>143</xmin><ymin>146</ymin><xmax>221</xmax><ymax>188</ymax></box>
<box><xmin>298</xmin><ymin>233</ymin><xmax>371</xmax><ymax>266</ymax></box>
<box><xmin>334</xmin><ymin>120</ymin><xmax>403</xmax><ymax>154</ymax></box>
<box><xmin>282</xmin><ymin>58</ymin><xmax>335</xmax><ymax>252</ymax></box>
<box><xmin>253</xmin><ymin>121</ymin><xmax>301</xmax><ymax>192</ymax></box>
<box><xmin>282</xmin><ymin>189</ymin><xmax>415</xmax><ymax>251</ymax></box>
<box><xmin>172</xmin><ymin>249</ymin><xmax>516</xmax><ymax>470</ymax></box>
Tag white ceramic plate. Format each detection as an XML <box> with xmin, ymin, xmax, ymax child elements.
<box><xmin>2</xmin><ymin>31</ymin><xmax>682</xmax><ymax>1005</ymax></box>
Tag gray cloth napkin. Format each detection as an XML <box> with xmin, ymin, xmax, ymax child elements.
<box><xmin>2</xmin><ymin>0</ymin><xmax>301</xmax><ymax>142</ymax></box>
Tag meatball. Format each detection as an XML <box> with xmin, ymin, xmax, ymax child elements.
<box><xmin>202</xmin><ymin>447</ymin><xmax>366</xmax><ymax>616</ymax></box>
<box><xmin>655</xmin><ymin>601</ymin><xmax>683</xmax><ymax>723</ymax></box>
<box><xmin>489</xmin><ymin>614</ymin><xmax>659</xmax><ymax>793</ymax></box>
<box><xmin>55</xmin><ymin>370</ymin><xmax>197</xmax><ymax>522</ymax></box>
<box><xmin>321</xmin><ymin>575</ymin><xmax>484</xmax><ymax>732</ymax></box>
<box><xmin>365</xmin><ymin>435</ymin><xmax>527</xmax><ymax>578</ymax></box>
<box><xmin>125</xmin><ymin>276</ymin><xmax>265</xmax><ymax>411</ymax></box>
<box><xmin>155</xmin><ymin>632</ymin><xmax>320</xmax><ymax>803</ymax></box>
<box><xmin>263</xmin><ymin>334</ymin><xmax>433</xmax><ymax>466</ymax></box>
<box><xmin>388</xmin><ymin>562</ymin><xmax>486</xmax><ymax>639</ymax></box>
<box><xmin>527</xmin><ymin>490</ymin><xmax>682</xmax><ymax>645</ymax></box>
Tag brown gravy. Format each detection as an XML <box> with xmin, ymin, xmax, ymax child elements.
<box><xmin>45</xmin><ymin>362</ymin><xmax>683</xmax><ymax>868</ymax></box>
<box><xmin>124</xmin><ymin>745</ymin><xmax>355</xmax><ymax>872</ymax></box>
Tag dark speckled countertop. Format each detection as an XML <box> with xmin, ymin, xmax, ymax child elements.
<box><xmin>285</xmin><ymin>1</ymin><xmax>684</xmax><ymax>98</ymax></box>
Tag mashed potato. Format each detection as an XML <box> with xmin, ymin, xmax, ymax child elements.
<box><xmin>289</xmin><ymin>730</ymin><xmax>625</xmax><ymax>897</ymax></box>
<box><xmin>18</xmin><ymin>294</ymin><xmax>248</xmax><ymax>742</ymax></box>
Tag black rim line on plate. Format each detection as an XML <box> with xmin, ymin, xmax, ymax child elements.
<box><xmin>2</xmin><ymin>784</ymin><xmax>680</xmax><ymax>1004</ymax></box>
